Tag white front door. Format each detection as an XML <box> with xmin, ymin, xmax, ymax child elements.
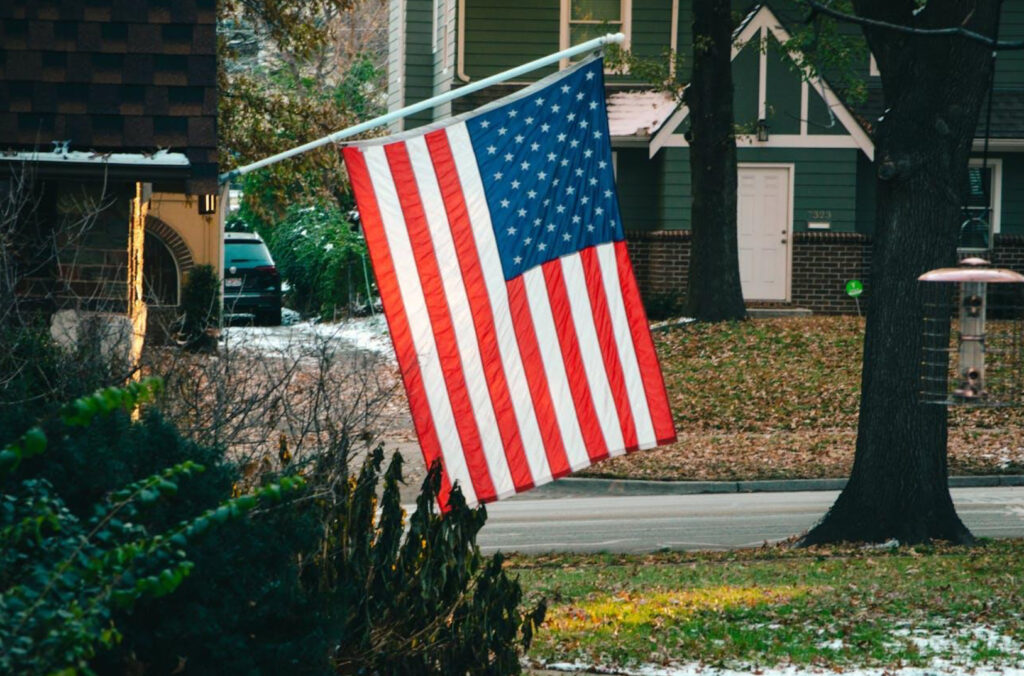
<box><xmin>737</xmin><ymin>165</ymin><xmax>791</xmax><ymax>301</ymax></box>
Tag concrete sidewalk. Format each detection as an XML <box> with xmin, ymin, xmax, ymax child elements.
<box><xmin>512</xmin><ymin>474</ymin><xmax>1024</xmax><ymax>500</ymax></box>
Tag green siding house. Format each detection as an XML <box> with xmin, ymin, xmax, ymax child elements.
<box><xmin>387</xmin><ymin>0</ymin><xmax>1024</xmax><ymax>313</ymax></box>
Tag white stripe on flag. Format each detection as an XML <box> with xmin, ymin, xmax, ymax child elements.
<box><xmin>362</xmin><ymin>145</ymin><xmax>478</xmax><ymax>506</ymax></box>
<box><xmin>522</xmin><ymin>265</ymin><xmax>592</xmax><ymax>471</ymax></box>
<box><xmin>596</xmin><ymin>242</ymin><xmax>657</xmax><ymax>448</ymax></box>
<box><xmin>445</xmin><ymin>123</ymin><xmax>554</xmax><ymax>486</ymax></box>
<box><xmin>404</xmin><ymin>136</ymin><xmax>516</xmax><ymax>499</ymax></box>
<box><xmin>560</xmin><ymin>252</ymin><xmax>627</xmax><ymax>456</ymax></box>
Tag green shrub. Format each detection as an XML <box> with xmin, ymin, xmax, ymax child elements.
<box><xmin>259</xmin><ymin>202</ymin><xmax>372</xmax><ymax>318</ymax></box>
<box><xmin>0</xmin><ymin>379</ymin><xmax>305</xmax><ymax>675</ymax></box>
<box><xmin>0</xmin><ymin>321</ymin><xmax>127</xmax><ymax>440</ymax></box>
<box><xmin>311</xmin><ymin>448</ymin><xmax>545</xmax><ymax>674</ymax></box>
<box><xmin>43</xmin><ymin>413</ymin><xmax>321</xmax><ymax>674</ymax></box>
<box><xmin>178</xmin><ymin>264</ymin><xmax>220</xmax><ymax>351</ymax></box>
<box><xmin>3</xmin><ymin>355</ymin><xmax>540</xmax><ymax>674</ymax></box>
<box><xmin>643</xmin><ymin>290</ymin><xmax>687</xmax><ymax>320</ymax></box>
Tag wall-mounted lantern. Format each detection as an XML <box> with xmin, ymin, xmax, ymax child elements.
<box><xmin>198</xmin><ymin>193</ymin><xmax>217</xmax><ymax>215</ymax></box>
<box><xmin>919</xmin><ymin>257</ymin><xmax>1024</xmax><ymax>406</ymax></box>
<box><xmin>756</xmin><ymin>119</ymin><xmax>770</xmax><ymax>142</ymax></box>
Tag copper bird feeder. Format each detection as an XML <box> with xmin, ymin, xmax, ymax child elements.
<box><xmin>919</xmin><ymin>258</ymin><xmax>1024</xmax><ymax>406</ymax></box>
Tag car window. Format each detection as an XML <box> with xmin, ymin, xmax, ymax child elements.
<box><xmin>225</xmin><ymin>241</ymin><xmax>274</xmax><ymax>267</ymax></box>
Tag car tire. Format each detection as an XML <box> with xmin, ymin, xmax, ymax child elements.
<box><xmin>257</xmin><ymin>306</ymin><xmax>282</xmax><ymax>327</ymax></box>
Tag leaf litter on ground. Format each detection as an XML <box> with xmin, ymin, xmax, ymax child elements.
<box><xmin>583</xmin><ymin>317</ymin><xmax>1024</xmax><ymax>481</ymax></box>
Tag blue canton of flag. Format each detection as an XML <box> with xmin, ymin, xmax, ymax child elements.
<box><xmin>467</xmin><ymin>58</ymin><xmax>623</xmax><ymax>280</ymax></box>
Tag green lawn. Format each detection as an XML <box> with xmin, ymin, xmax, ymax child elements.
<box><xmin>513</xmin><ymin>540</ymin><xmax>1024</xmax><ymax>672</ymax></box>
<box><xmin>584</xmin><ymin>317</ymin><xmax>1024</xmax><ymax>481</ymax></box>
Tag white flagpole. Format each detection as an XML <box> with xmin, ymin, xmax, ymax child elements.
<box><xmin>219</xmin><ymin>33</ymin><xmax>625</xmax><ymax>183</ymax></box>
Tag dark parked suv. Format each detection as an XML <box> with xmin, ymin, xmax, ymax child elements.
<box><xmin>223</xmin><ymin>232</ymin><xmax>282</xmax><ymax>326</ymax></box>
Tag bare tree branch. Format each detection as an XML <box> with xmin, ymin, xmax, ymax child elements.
<box><xmin>801</xmin><ymin>0</ymin><xmax>1024</xmax><ymax>49</ymax></box>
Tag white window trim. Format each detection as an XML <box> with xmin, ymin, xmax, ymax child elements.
<box><xmin>441</xmin><ymin>0</ymin><xmax>451</xmax><ymax>72</ymax></box>
<box><xmin>559</xmin><ymin>0</ymin><xmax>632</xmax><ymax>68</ymax></box>
<box><xmin>457</xmin><ymin>0</ymin><xmax>469</xmax><ymax>81</ymax></box>
<box><xmin>869</xmin><ymin>53</ymin><xmax>879</xmax><ymax>77</ymax></box>
<box><xmin>432</xmin><ymin>0</ymin><xmax>438</xmax><ymax>53</ymax></box>
<box><xmin>965</xmin><ymin>157</ymin><xmax>1002</xmax><ymax>236</ymax></box>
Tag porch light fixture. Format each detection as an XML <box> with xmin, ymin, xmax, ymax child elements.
<box><xmin>756</xmin><ymin>118</ymin><xmax>769</xmax><ymax>142</ymax></box>
<box><xmin>918</xmin><ymin>257</ymin><xmax>1024</xmax><ymax>407</ymax></box>
<box><xmin>198</xmin><ymin>193</ymin><xmax>217</xmax><ymax>215</ymax></box>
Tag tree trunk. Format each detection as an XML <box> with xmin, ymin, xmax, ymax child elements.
<box><xmin>686</xmin><ymin>0</ymin><xmax>746</xmax><ymax>322</ymax></box>
<box><xmin>802</xmin><ymin>0</ymin><xmax>1000</xmax><ymax>546</ymax></box>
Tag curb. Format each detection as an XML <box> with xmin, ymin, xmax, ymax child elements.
<box><xmin>518</xmin><ymin>475</ymin><xmax>1024</xmax><ymax>499</ymax></box>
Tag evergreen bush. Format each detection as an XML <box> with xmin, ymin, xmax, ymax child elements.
<box><xmin>310</xmin><ymin>448</ymin><xmax>546</xmax><ymax>674</ymax></box>
<box><xmin>0</xmin><ymin>379</ymin><xmax>305</xmax><ymax>674</ymax></box>
<box><xmin>17</xmin><ymin>394</ymin><xmax>323</xmax><ymax>674</ymax></box>
<box><xmin>258</xmin><ymin>202</ymin><xmax>372</xmax><ymax>318</ymax></box>
<box><xmin>2</xmin><ymin>338</ymin><xmax>541</xmax><ymax>675</ymax></box>
<box><xmin>178</xmin><ymin>264</ymin><xmax>221</xmax><ymax>351</ymax></box>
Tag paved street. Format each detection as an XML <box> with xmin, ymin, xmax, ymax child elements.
<box><xmin>477</xmin><ymin>486</ymin><xmax>1024</xmax><ymax>554</ymax></box>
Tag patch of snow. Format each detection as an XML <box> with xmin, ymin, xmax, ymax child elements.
<box><xmin>534</xmin><ymin>624</ymin><xmax>1024</xmax><ymax>676</ymax></box>
<box><xmin>281</xmin><ymin>307</ymin><xmax>301</xmax><ymax>326</ymax></box>
<box><xmin>222</xmin><ymin>315</ymin><xmax>394</xmax><ymax>359</ymax></box>
<box><xmin>650</xmin><ymin>317</ymin><xmax>696</xmax><ymax>332</ymax></box>
<box><xmin>889</xmin><ymin>623</ymin><xmax>1022</xmax><ymax>659</ymax></box>
<box><xmin>862</xmin><ymin>538</ymin><xmax>900</xmax><ymax>550</ymax></box>
<box><xmin>536</xmin><ymin>662</ymin><xmax>1024</xmax><ymax>676</ymax></box>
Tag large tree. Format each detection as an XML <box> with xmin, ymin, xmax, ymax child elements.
<box><xmin>218</xmin><ymin>0</ymin><xmax>387</xmax><ymax>223</ymax></box>
<box><xmin>801</xmin><ymin>0</ymin><xmax>1002</xmax><ymax>545</ymax></box>
<box><xmin>685</xmin><ymin>0</ymin><xmax>747</xmax><ymax>322</ymax></box>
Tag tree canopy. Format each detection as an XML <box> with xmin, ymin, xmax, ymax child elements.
<box><xmin>218</xmin><ymin>0</ymin><xmax>387</xmax><ymax>224</ymax></box>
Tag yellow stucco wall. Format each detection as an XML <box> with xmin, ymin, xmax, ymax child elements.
<box><xmin>147</xmin><ymin>192</ymin><xmax>222</xmax><ymax>275</ymax></box>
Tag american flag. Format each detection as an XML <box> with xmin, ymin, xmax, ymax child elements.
<box><xmin>342</xmin><ymin>56</ymin><xmax>675</xmax><ymax>509</ymax></box>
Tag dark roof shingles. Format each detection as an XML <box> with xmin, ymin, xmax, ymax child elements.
<box><xmin>0</xmin><ymin>0</ymin><xmax>217</xmax><ymax>193</ymax></box>
<box><xmin>852</xmin><ymin>87</ymin><xmax>1024</xmax><ymax>140</ymax></box>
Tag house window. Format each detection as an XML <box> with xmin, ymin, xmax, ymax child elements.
<box><xmin>958</xmin><ymin>158</ymin><xmax>1002</xmax><ymax>252</ymax></box>
<box><xmin>560</xmin><ymin>0</ymin><xmax>631</xmax><ymax>56</ymax></box>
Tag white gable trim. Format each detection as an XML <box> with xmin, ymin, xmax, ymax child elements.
<box><xmin>658</xmin><ymin>134</ymin><xmax>863</xmax><ymax>150</ymax></box>
<box><xmin>649</xmin><ymin>100</ymin><xmax>688</xmax><ymax>158</ymax></box>
<box><xmin>651</xmin><ymin>4</ymin><xmax>874</xmax><ymax>161</ymax></box>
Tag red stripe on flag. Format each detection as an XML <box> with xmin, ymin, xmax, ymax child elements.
<box><xmin>580</xmin><ymin>246</ymin><xmax>639</xmax><ymax>452</ymax></box>
<box><xmin>542</xmin><ymin>259</ymin><xmax>610</xmax><ymax>463</ymax></box>
<box><xmin>424</xmin><ymin>129</ymin><xmax>535</xmax><ymax>492</ymax></box>
<box><xmin>505</xmin><ymin>276</ymin><xmax>572</xmax><ymax>479</ymax></box>
<box><xmin>614</xmin><ymin>241</ymin><xmax>677</xmax><ymax>444</ymax></box>
<box><xmin>341</xmin><ymin>147</ymin><xmax>456</xmax><ymax>506</ymax></box>
<box><xmin>383</xmin><ymin>142</ymin><xmax>498</xmax><ymax>503</ymax></box>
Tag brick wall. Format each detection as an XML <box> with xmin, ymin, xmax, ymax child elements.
<box><xmin>991</xmin><ymin>234</ymin><xmax>1024</xmax><ymax>271</ymax></box>
<box><xmin>626</xmin><ymin>231</ymin><xmax>1024</xmax><ymax>316</ymax></box>
<box><xmin>624</xmin><ymin>230</ymin><xmax>690</xmax><ymax>307</ymax></box>
<box><xmin>791</xmin><ymin>232</ymin><xmax>872</xmax><ymax>314</ymax></box>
